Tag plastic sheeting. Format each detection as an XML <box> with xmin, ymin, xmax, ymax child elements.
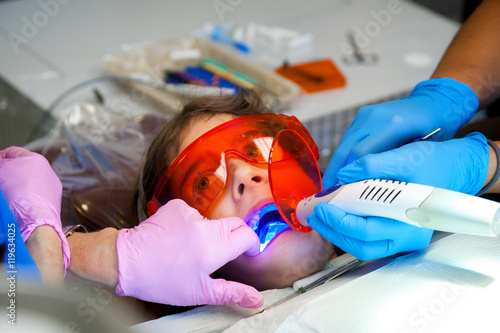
<box><xmin>132</xmin><ymin>233</ymin><xmax>500</xmax><ymax>333</ymax></box>
<box><xmin>26</xmin><ymin>103</ymin><xmax>168</xmax><ymax>231</ymax></box>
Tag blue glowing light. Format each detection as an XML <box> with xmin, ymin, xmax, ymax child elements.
<box><xmin>254</xmin><ymin>204</ymin><xmax>291</xmax><ymax>252</ymax></box>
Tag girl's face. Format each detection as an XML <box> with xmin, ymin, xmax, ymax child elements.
<box><xmin>177</xmin><ymin>113</ymin><xmax>335</xmax><ymax>290</ymax></box>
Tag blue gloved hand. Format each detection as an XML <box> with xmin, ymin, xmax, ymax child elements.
<box><xmin>309</xmin><ymin>133</ymin><xmax>489</xmax><ymax>260</ymax></box>
<box><xmin>337</xmin><ymin>132</ymin><xmax>489</xmax><ymax>195</ymax></box>
<box><xmin>308</xmin><ymin>203</ymin><xmax>433</xmax><ymax>261</ymax></box>
<box><xmin>323</xmin><ymin>78</ymin><xmax>479</xmax><ymax>187</ymax></box>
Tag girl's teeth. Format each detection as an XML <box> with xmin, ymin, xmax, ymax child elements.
<box><xmin>246</xmin><ymin>209</ymin><xmax>262</xmax><ymax>230</ymax></box>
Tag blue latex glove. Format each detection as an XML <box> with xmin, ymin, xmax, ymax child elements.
<box><xmin>337</xmin><ymin>132</ymin><xmax>489</xmax><ymax>195</ymax></box>
<box><xmin>308</xmin><ymin>203</ymin><xmax>433</xmax><ymax>261</ymax></box>
<box><xmin>323</xmin><ymin>78</ymin><xmax>479</xmax><ymax>187</ymax></box>
<box><xmin>309</xmin><ymin>133</ymin><xmax>489</xmax><ymax>260</ymax></box>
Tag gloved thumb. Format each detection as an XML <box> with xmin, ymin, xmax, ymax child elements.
<box><xmin>336</xmin><ymin>157</ymin><xmax>376</xmax><ymax>184</ymax></box>
<box><xmin>336</xmin><ymin>150</ymin><xmax>404</xmax><ymax>184</ymax></box>
<box><xmin>206</xmin><ymin>278</ymin><xmax>264</xmax><ymax>308</ymax></box>
<box><xmin>219</xmin><ymin>216</ymin><xmax>261</xmax><ymax>257</ymax></box>
<box><xmin>0</xmin><ymin>146</ymin><xmax>30</xmax><ymax>159</ymax></box>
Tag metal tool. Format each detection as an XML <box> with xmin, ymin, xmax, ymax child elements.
<box><xmin>342</xmin><ymin>30</ymin><xmax>378</xmax><ymax>66</ymax></box>
<box><xmin>260</xmin><ymin>255</ymin><xmax>361</xmax><ymax>312</ymax></box>
<box><xmin>408</xmin><ymin>128</ymin><xmax>442</xmax><ymax>143</ymax></box>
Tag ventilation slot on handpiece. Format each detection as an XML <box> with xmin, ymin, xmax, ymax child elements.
<box><xmin>359</xmin><ymin>185</ymin><xmax>370</xmax><ymax>200</ymax></box>
<box><xmin>371</xmin><ymin>187</ymin><xmax>382</xmax><ymax>201</ymax></box>
<box><xmin>377</xmin><ymin>188</ymin><xmax>389</xmax><ymax>202</ymax></box>
<box><xmin>360</xmin><ymin>181</ymin><xmax>406</xmax><ymax>204</ymax></box>
<box><xmin>383</xmin><ymin>189</ymin><xmax>395</xmax><ymax>203</ymax></box>
<box><xmin>389</xmin><ymin>190</ymin><xmax>402</xmax><ymax>204</ymax></box>
<box><xmin>365</xmin><ymin>187</ymin><xmax>376</xmax><ymax>200</ymax></box>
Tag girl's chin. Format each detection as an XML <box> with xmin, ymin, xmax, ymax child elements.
<box><xmin>216</xmin><ymin>229</ymin><xmax>335</xmax><ymax>290</ymax></box>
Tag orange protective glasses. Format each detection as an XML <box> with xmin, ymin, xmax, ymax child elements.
<box><xmin>146</xmin><ymin>113</ymin><xmax>322</xmax><ymax>232</ymax></box>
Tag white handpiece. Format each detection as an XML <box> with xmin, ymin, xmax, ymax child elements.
<box><xmin>296</xmin><ymin>179</ymin><xmax>500</xmax><ymax>237</ymax></box>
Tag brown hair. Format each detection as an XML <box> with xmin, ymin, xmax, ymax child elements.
<box><xmin>135</xmin><ymin>91</ymin><xmax>271</xmax><ymax>222</ymax></box>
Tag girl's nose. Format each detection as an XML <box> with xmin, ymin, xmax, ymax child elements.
<box><xmin>227</xmin><ymin>158</ymin><xmax>269</xmax><ymax>200</ymax></box>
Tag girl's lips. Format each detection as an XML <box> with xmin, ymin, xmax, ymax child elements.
<box><xmin>245</xmin><ymin>201</ymin><xmax>276</xmax><ymax>230</ymax></box>
<box><xmin>247</xmin><ymin>203</ymin><xmax>289</xmax><ymax>252</ymax></box>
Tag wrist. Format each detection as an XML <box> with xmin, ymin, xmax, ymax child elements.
<box><xmin>415</xmin><ymin>77</ymin><xmax>477</xmax><ymax>104</ymax></box>
<box><xmin>478</xmin><ymin>140</ymin><xmax>500</xmax><ymax>195</ymax></box>
<box><xmin>459</xmin><ymin>132</ymin><xmax>490</xmax><ymax>195</ymax></box>
<box><xmin>24</xmin><ymin>220</ymin><xmax>71</xmax><ymax>274</ymax></box>
<box><xmin>26</xmin><ymin>225</ymin><xmax>65</xmax><ymax>286</ymax></box>
<box><xmin>67</xmin><ymin>228</ymin><xmax>119</xmax><ymax>288</ymax></box>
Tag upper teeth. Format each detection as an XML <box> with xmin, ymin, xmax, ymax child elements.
<box><xmin>246</xmin><ymin>209</ymin><xmax>262</xmax><ymax>231</ymax></box>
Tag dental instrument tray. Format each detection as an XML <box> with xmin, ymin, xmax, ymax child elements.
<box><xmin>104</xmin><ymin>37</ymin><xmax>301</xmax><ymax>112</ymax></box>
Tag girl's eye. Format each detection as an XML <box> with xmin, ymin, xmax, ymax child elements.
<box><xmin>196</xmin><ymin>176</ymin><xmax>210</xmax><ymax>191</ymax></box>
<box><xmin>245</xmin><ymin>146</ymin><xmax>259</xmax><ymax>158</ymax></box>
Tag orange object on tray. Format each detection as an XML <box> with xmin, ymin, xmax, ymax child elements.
<box><xmin>275</xmin><ymin>59</ymin><xmax>346</xmax><ymax>93</ymax></box>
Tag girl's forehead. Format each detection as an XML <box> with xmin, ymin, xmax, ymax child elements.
<box><xmin>178</xmin><ymin>114</ymin><xmax>237</xmax><ymax>154</ymax></box>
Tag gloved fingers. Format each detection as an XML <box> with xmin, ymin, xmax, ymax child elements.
<box><xmin>217</xmin><ymin>216</ymin><xmax>261</xmax><ymax>258</ymax></box>
<box><xmin>337</xmin><ymin>137</ymin><xmax>487</xmax><ymax>194</ymax></box>
<box><xmin>340</xmin><ymin>104</ymin><xmax>376</xmax><ymax>138</ymax></box>
<box><xmin>336</xmin><ymin>151</ymin><xmax>403</xmax><ymax>184</ymax></box>
<box><xmin>154</xmin><ymin>199</ymin><xmax>206</xmax><ymax>224</ymax></box>
<box><xmin>323</xmin><ymin>102</ymin><xmax>411</xmax><ymax>186</ymax></box>
<box><xmin>307</xmin><ymin>213</ymin><xmax>392</xmax><ymax>261</ymax></box>
<box><xmin>394</xmin><ymin>227</ymin><xmax>433</xmax><ymax>253</ymax></box>
<box><xmin>206</xmin><ymin>278</ymin><xmax>263</xmax><ymax>308</ymax></box>
<box><xmin>313</xmin><ymin>203</ymin><xmax>423</xmax><ymax>242</ymax></box>
<box><xmin>311</xmin><ymin>203</ymin><xmax>382</xmax><ymax>241</ymax></box>
<box><xmin>322</xmin><ymin>150</ymin><xmax>347</xmax><ymax>187</ymax></box>
<box><xmin>322</xmin><ymin>107</ymin><xmax>378</xmax><ymax>186</ymax></box>
<box><xmin>0</xmin><ymin>149</ymin><xmax>61</xmax><ymax>194</ymax></box>
<box><xmin>323</xmin><ymin>132</ymin><xmax>369</xmax><ymax>187</ymax></box>
<box><xmin>347</xmin><ymin>128</ymin><xmax>415</xmax><ymax>166</ymax></box>
<box><xmin>310</xmin><ymin>203</ymin><xmax>433</xmax><ymax>256</ymax></box>
<box><xmin>337</xmin><ymin>142</ymin><xmax>438</xmax><ymax>184</ymax></box>
<box><xmin>0</xmin><ymin>146</ymin><xmax>32</xmax><ymax>159</ymax></box>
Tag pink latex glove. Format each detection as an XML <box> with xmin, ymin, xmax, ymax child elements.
<box><xmin>0</xmin><ymin>146</ymin><xmax>70</xmax><ymax>273</ymax></box>
<box><xmin>115</xmin><ymin>199</ymin><xmax>264</xmax><ymax>308</ymax></box>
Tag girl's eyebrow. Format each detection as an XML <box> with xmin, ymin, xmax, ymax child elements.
<box><xmin>180</xmin><ymin>150</ymin><xmax>221</xmax><ymax>186</ymax></box>
<box><xmin>181</xmin><ymin>160</ymin><xmax>202</xmax><ymax>186</ymax></box>
<box><xmin>230</xmin><ymin>129</ymin><xmax>269</xmax><ymax>147</ymax></box>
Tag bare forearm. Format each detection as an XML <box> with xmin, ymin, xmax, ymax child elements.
<box><xmin>484</xmin><ymin>141</ymin><xmax>500</xmax><ymax>194</ymax></box>
<box><xmin>67</xmin><ymin>228</ymin><xmax>119</xmax><ymax>289</ymax></box>
<box><xmin>26</xmin><ymin>225</ymin><xmax>64</xmax><ymax>286</ymax></box>
<box><xmin>431</xmin><ymin>0</ymin><xmax>500</xmax><ymax>109</ymax></box>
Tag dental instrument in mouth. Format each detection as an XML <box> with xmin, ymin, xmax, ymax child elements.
<box><xmin>247</xmin><ymin>204</ymin><xmax>290</xmax><ymax>252</ymax></box>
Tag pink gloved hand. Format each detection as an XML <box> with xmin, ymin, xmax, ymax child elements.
<box><xmin>115</xmin><ymin>199</ymin><xmax>263</xmax><ymax>308</ymax></box>
<box><xmin>0</xmin><ymin>146</ymin><xmax>70</xmax><ymax>273</ymax></box>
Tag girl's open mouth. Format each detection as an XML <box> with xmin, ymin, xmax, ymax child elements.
<box><xmin>245</xmin><ymin>203</ymin><xmax>290</xmax><ymax>252</ymax></box>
